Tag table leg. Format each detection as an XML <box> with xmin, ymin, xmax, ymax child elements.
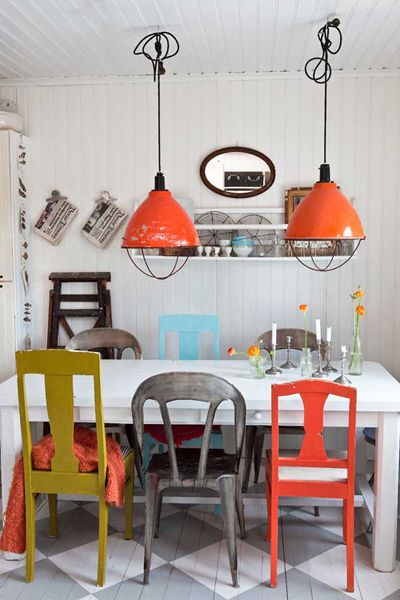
<box><xmin>373</xmin><ymin>412</ymin><xmax>400</xmax><ymax>571</ymax></box>
<box><xmin>0</xmin><ymin>407</ymin><xmax>22</xmax><ymax>512</ymax></box>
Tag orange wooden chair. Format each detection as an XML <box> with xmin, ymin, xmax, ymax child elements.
<box><xmin>265</xmin><ymin>380</ymin><xmax>357</xmax><ymax>592</ymax></box>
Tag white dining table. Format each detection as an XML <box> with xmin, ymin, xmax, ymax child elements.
<box><xmin>0</xmin><ymin>359</ymin><xmax>399</xmax><ymax>572</ymax></box>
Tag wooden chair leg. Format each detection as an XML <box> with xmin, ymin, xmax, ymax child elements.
<box><xmin>48</xmin><ymin>493</ymin><xmax>58</xmax><ymax>538</ymax></box>
<box><xmin>124</xmin><ymin>463</ymin><xmax>134</xmax><ymax>540</ymax></box>
<box><xmin>144</xmin><ymin>474</ymin><xmax>160</xmax><ymax>584</ymax></box>
<box><xmin>346</xmin><ymin>497</ymin><xmax>355</xmax><ymax>593</ymax></box>
<box><xmin>253</xmin><ymin>431</ymin><xmax>264</xmax><ymax>484</ymax></box>
<box><xmin>25</xmin><ymin>492</ymin><xmax>36</xmax><ymax>583</ymax></box>
<box><xmin>269</xmin><ymin>491</ymin><xmax>278</xmax><ymax>588</ymax></box>
<box><xmin>265</xmin><ymin>476</ymin><xmax>272</xmax><ymax>541</ymax></box>
<box><xmin>97</xmin><ymin>497</ymin><xmax>109</xmax><ymax>587</ymax></box>
<box><xmin>235</xmin><ymin>477</ymin><xmax>246</xmax><ymax>539</ymax></box>
<box><xmin>219</xmin><ymin>475</ymin><xmax>239</xmax><ymax>588</ymax></box>
<box><xmin>343</xmin><ymin>499</ymin><xmax>347</xmax><ymax>544</ymax></box>
<box><xmin>242</xmin><ymin>426</ymin><xmax>257</xmax><ymax>493</ymax></box>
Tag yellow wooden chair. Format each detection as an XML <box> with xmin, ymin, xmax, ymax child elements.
<box><xmin>16</xmin><ymin>349</ymin><xmax>134</xmax><ymax>586</ymax></box>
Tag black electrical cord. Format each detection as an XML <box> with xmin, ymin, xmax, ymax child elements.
<box><xmin>133</xmin><ymin>32</ymin><xmax>180</xmax><ymax>178</ymax></box>
<box><xmin>304</xmin><ymin>19</ymin><xmax>342</xmax><ymax>169</ymax></box>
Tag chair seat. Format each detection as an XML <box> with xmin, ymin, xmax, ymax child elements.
<box><xmin>266</xmin><ymin>450</ymin><xmax>348</xmax><ymax>483</ymax></box>
<box><xmin>147</xmin><ymin>448</ymin><xmax>237</xmax><ymax>480</ymax></box>
<box><xmin>363</xmin><ymin>427</ymin><xmax>376</xmax><ymax>445</ymax></box>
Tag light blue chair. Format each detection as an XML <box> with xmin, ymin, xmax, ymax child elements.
<box><xmin>144</xmin><ymin>314</ymin><xmax>222</xmax><ymax>467</ymax></box>
<box><xmin>159</xmin><ymin>314</ymin><xmax>220</xmax><ymax>360</ymax></box>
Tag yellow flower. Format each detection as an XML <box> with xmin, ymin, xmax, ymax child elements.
<box><xmin>354</xmin><ymin>290</ymin><xmax>364</xmax><ymax>299</ymax></box>
<box><xmin>247</xmin><ymin>345</ymin><xmax>260</xmax><ymax>357</ymax></box>
<box><xmin>356</xmin><ymin>305</ymin><xmax>365</xmax><ymax>316</ymax></box>
<box><xmin>299</xmin><ymin>304</ymin><xmax>309</xmax><ymax>312</ymax></box>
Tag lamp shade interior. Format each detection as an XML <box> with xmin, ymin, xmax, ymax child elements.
<box><xmin>285</xmin><ymin>182</ymin><xmax>366</xmax><ymax>241</ymax></box>
<box><xmin>122</xmin><ymin>190</ymin><xmax>200</xmax><ymax>248</ymax></box>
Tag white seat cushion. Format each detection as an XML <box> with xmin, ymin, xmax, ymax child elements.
<box><xmin>267</xmin><ymin>450</ymin><xmax>348</xmax><ymax>483</ymax></box>
<box><xmin>278</xmin><ymin>465</ymin><xmax>347</xmax><ymax>482</ymax></box>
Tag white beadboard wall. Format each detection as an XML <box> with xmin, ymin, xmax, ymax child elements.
<box><xmin>0</xmin><ymin>74</ymin><xmax>399</xmax><ymax>376</ymax></box>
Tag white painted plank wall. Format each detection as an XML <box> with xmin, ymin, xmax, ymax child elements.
<box><xmin>0</xmin><ymin>74</ymin><xmax>399</xmax><ymax>377</ymax></box>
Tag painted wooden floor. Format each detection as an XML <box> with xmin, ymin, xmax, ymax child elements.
<box><xmin>1</xmin><ymin>494</ymin><xmax>400</xmax><ymax>600</ymax></box>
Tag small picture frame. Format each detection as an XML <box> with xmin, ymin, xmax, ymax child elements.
<box><xmin>285</xmin><ymin>187</ymin><xmax>312</xmax><ymax>223</ymax></box>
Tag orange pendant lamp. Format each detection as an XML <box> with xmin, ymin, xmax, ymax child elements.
<box><xmin>285</xmin><ymin>19</ymin><xmax>365</xmax><ymax>271</ymax></box>
<box><xmin>122</xmin><ymin>32</ymin><xmax>199</xmax><ymax>280</ymax></box>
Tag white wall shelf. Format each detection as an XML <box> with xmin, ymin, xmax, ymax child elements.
<box><xmin>195</xmin><ymin>223</ymin><xmax>287</xmax><ymax>230</ymax></box>
<box><xmin>133</xmin><ymin>255</ymin><xmax>349</xmax><ymax>262</ymax></box>
<box><xmin>196</xmin><ymin>207</ymin><xmax>285</xmax><ymax>214</ymax></box>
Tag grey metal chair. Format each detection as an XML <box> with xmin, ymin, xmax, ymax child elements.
<box><xmin>66</xmin><ymin>327</ymin><xmax>143</xmax><ymax>485</ymax></box>
<box><xmin>243</xmin><ymin>328</ymin><xmax>327</xmax><ymax>494</ymax></box>
<box><xmin>131</xmin><ymin>372</ymin><xmax>246</xmax><ymax>587</ymax></box>
<box><xmin>66</xmin><ymin>327</ymin><xmax>142</xmax><ymax>359</ymax></box>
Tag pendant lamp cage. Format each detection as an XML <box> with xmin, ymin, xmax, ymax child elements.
<box><xmin>122</xmin><ymin>31</ymin><xmax>199</xmax><ymax>279</ymax></box>
<box><xmin>285</xmin><ymin>19</ymin><xmax>365</xmax><ymax>272</ymax></box>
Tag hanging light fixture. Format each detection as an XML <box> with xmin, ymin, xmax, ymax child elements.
<box><xmin>285</xmin><ymin>19</ymin><xmax>366</xmax><ymax>272</ymax></box>
<box><xmin>122</xmin><ymin>32</ymin><xmax>199</xmax><ymax>280</ymax></box>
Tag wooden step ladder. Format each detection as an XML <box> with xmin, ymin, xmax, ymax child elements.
<box><xmin>47</xmin><ymin>272</ymin><xmax>112</xmax><ymax>349</ymax></box>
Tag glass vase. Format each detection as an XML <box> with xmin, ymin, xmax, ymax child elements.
<box><xmin>349</xmin><ymin>329</ymin><xmax>363</xmax><ymax>375</ymax></box>
<box><xmin>249</xmin><ymin>356</ymin><xmax>266</xmax><ymax>379</ymax></box>
<box><xmin>300</xmin><ymin>348</ymin><xmax>313</xmax><ymax>378</ymax></box>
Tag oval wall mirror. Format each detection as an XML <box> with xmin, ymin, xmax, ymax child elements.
<box><xmin>199</xmin><ymin>146</ymin><xmax>276</xmax><ymax>198</ymax></box>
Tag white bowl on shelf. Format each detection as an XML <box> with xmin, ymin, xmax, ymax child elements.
<box><xmin>232</xmin><ymin>245</ymin><xmax>253</xmax><ymax>257</ymax></box>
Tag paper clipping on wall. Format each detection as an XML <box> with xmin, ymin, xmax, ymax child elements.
<box><xmin>33</xmin><ymin>189</ymin><xmax>78</xmax><ymax>245</ymax></box>
<box><xmin>81</xmin><ymin>191</ymin><xmax>128</xmax><ymax>248</ymax></box>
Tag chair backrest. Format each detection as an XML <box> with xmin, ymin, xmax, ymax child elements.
<box><xmin>159</xmin><ymin>314</ymin><xmax>219</xmax><ymax>360</ymax></box>
<box><xmin>66</xmin><ymin>327</ymin><xmax>142</xmax><ymax>359</ymax></box>
<box><xmin>259</xmin><ymin>327</ymin><xmax>326</xmax><ymax>359</ymax></box>
<box><xmin>271</xmin><ymin>380</ymin><xmax>356</xmax><ymax>482</ymax></box>
<box><xmin>16</xmin><ymin>349</ymin><xmax>106</xmax><ymax>482</ymax></box>
<box><xmin>131</xmin><ymin>372</ymin><xmax>246</xmax><ymax>481</ymax></box>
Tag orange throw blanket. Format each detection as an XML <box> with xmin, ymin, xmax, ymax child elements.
<box><xmin>0</xmin><ymin>426</ymin><xmax>126</xmax><ymax>554</ymax></box>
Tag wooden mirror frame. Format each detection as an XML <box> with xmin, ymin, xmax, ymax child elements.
<box><xmin>199</xmin><ymin>146</ymin><xmax>276</xmax><ymax>199</ymax></box>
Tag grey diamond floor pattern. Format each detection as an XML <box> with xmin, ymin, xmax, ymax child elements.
<box><xmin>0</xmin><ymin>499</ymin><xmax>399</xmax><ymax>600</ymax></box>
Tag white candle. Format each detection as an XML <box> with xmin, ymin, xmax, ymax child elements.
<box><xmin>315</xmin><ymin>318</ymin><xmax>321</xmax><ymax>342</ymax></box>
<box><xmin>341</xmin><ymin>345</ymin><xmax>347</xmax><ymax>354</ymax></box>
<box><xmin>326</xmin><ymin>326</ymin><xmax>332</xmax><ymax>343</ymax></box>
<box><xmin>272</xmin><ymin>322</ymin><xmax>277</xmax><ymax>345</ymax></box>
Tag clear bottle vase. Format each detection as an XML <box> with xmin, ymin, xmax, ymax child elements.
<box><xmin>349</xmin><ymin>329</ymin><xmax>363</xmax><ymax>375</ymax></box>
<box><xmin>300</xmin><ymin>348</ymin><xmax>312</xmax><ymax>377</ymax></box>
<box><xmin>249</xmin><ymin>356</ymin><xmax>266</xmax><ymax>379</ymax></box>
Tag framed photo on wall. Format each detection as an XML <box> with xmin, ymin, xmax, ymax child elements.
<box><xmin>285</xmin><ymin>187</ymin><xmax>312</xmax><ymax>223</ymax></box>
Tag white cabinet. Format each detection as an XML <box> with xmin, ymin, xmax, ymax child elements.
<box><xmin>0</xmin><ymin>131</ymin><xmax>30</xmax><ymax>382</ymax></box>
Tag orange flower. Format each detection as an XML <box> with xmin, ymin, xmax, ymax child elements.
<box><xmin>354</xmin><ymin>290</ymin><xmax>364</xmax><ymax>298</ymax></box>
<box><xmin>247</xmin><ymin>345</ymin><xmax>260</xmax><ymax>357</ymax></box>
<box><xmin>227</xmin><ymin>347</ymin><xmax>236</xmax><ymax>356</ymax></box>
<box><xmin>356</xmin><ymin>305</ymin><xmax>365</xmax><ymax>316</ymax></box>
<box><xmin>299</xmin><ymin>304</ymin><xmax>309</xmax><ymax>312</ymax></box>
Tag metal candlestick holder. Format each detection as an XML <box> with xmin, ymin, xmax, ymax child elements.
<box><xmin>312</xmin><ymin>341</ymin><xmax>328</xmax><ymax>378</ymax></box>
<box><xmin>280</xmin><ymin>336</ymin><xmax>297</xmax><ymax>369</ymax></box>
<box><xmin>334</xmin><ymin>349</ymin><xmax>352</xmax><ymax>385</ymax></box>
<box><xmin>322</xmin><ymin>341</ymin><xmax>338</xmax><ymax>373</ymax></box>
<box><xmin>266</xmin><ymin>344</ymin><xmax>282</xmax><ymax>375</ymax></box>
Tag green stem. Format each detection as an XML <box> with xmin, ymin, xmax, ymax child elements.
<box><xmin>304</xmin><ymin>313</ymin><xmax>308</xmax><ymax>348</ymax></box>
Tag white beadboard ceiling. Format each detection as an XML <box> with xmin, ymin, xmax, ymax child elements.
<box><xmin>0</xmin><ymin>0</ymin><xmax>399</xmax><ymax>79</ymax></box>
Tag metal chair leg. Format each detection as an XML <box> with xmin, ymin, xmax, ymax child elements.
<box><xmin>154</xmin><ymin>491</ymin><xmax>163</xmax><ymax>538</ymax></box>
<box><xmin>219</xmin><ymin>475</ymin><xmax>239</xmax><ymax>588</ymax></box>
<box><xmin>253</xmin><ymin>430</ymin><xmax>264</xmax><ymax>484</ymax></box>
<box><xmin>235</xmin><ymin>477</ymin><xmax>246</xmax><ymax>539</ymax></box>
<box><xmin>143</xmin><ymin>474</ymin><xmax>160</xmax><ymax>585</ymax></box>
<box><xmin>242</xmin><ymin>426</ymin><xmax>257</xmax><ymax>493</ymax></box>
